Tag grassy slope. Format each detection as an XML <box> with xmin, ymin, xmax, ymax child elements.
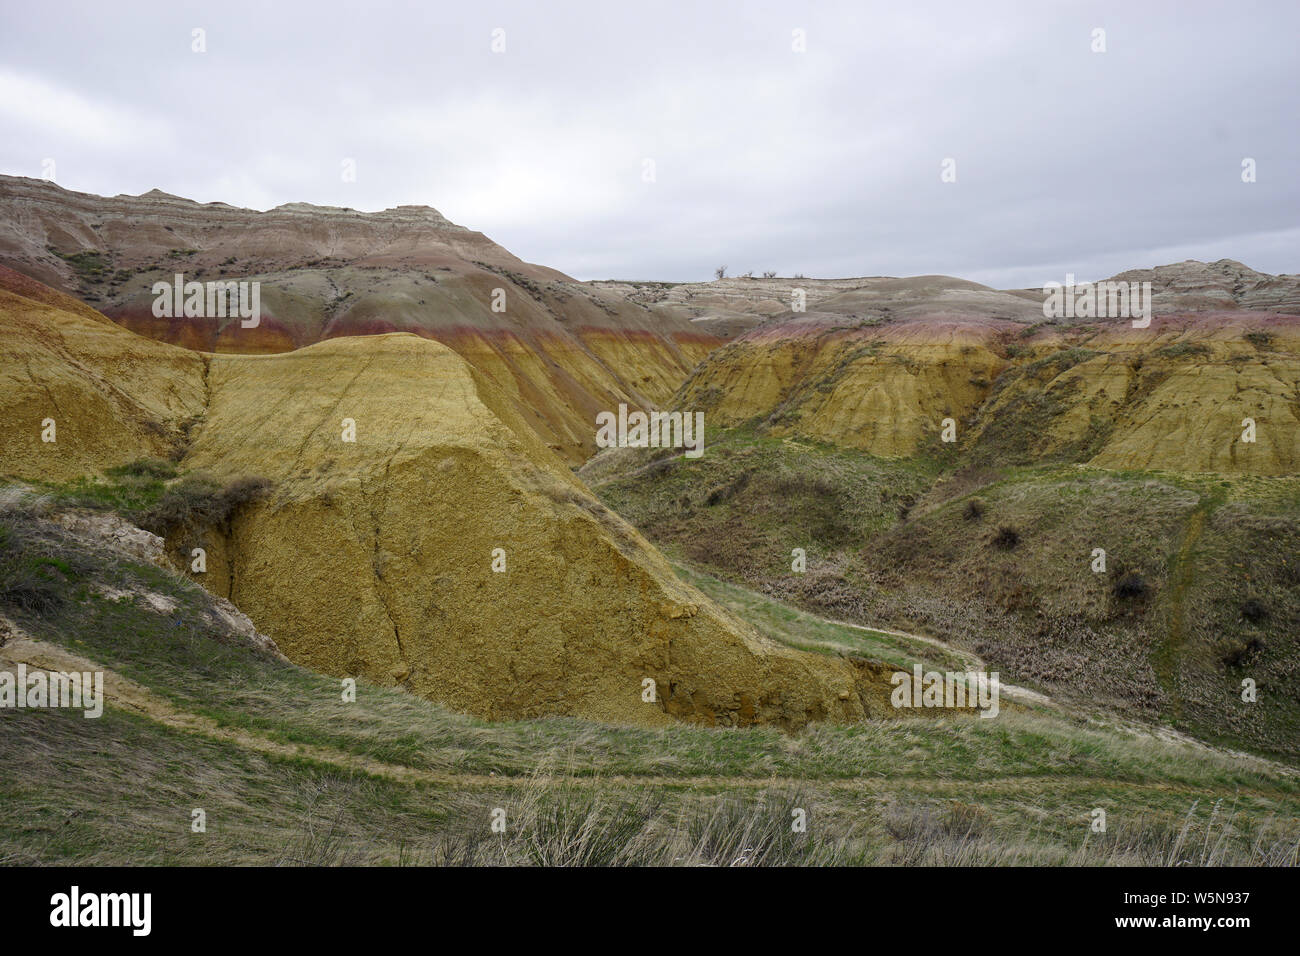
<box><xmin>2</xmin><ymin>494</ymin><xmax>1297</xmax><ymax>865</ymax></box>
<box><xmin>582</xmin><ymin>427</ymin><xmax>1300</xmax><ymax>761</ymax></box>
<box><xmin>670</xmin><ymin>557</ymin><xmax>971</xmax><ymax>672</ymax></box>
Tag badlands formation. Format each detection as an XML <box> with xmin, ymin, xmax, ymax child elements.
<box><xmin>0</xmin><ymin>263</ymin><xmax>876</xmax><ymax>728</ymax></box>
<box><xmin>582</xmin><ymin>266</ymin><xmax>1300</xmax><ymax>756</ymax></box>
<box><xmin>664</xmin><ymin>268</ymin><xmax>1300</xmax><ymax>474</ymax></box>
<box><xmin>3</xmin><ymin>174</ymin><xmax>1299</xmax><ymax>738</ymax></box>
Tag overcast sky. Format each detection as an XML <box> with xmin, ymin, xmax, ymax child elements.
<box><xmin>1</xmin><ymin>0</ymin><xmax>1296</xmax><ymax>286</ymax></box>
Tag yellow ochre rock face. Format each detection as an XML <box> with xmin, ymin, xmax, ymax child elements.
<box><xmin>184</xmin><ymin>334</ymin><xmax>867</xmax><ymax>726</ymax></box>
<box><xmin>0</xmin><ymin>276</ymin><xmax>873</xmax><ymax>728</ymax></box>
<box><xmin>678</xmin><ymin>312</ymin><xmax>1300</xmax><ymax>474</ymax></box>
<box><xmin>0</xmin><ymin>279</ymin><xmax>207</xmax><ymax>481</ymax></box>
<box><xmin>966</xmin><ymin>317</ymin><xmax>1300</xmax><ymax>474</ymax></box>
<box><xmin>679</xmin><ymin>316</ymin><xmax>1012</xmax><ymax>458</ymax></box>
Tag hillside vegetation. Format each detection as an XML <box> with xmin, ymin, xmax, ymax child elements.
<box><xmin>585</xmin><ymin>427</ymin><xmax>1300</xmax><ymax>760</ymax></box>
<box><xmin>583</xmin><ymin>296</ymin><xmax>1300</xmax><ymax>759</ymax></box>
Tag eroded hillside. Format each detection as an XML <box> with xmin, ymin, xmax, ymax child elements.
<box><xmin>673</xmin><ymin>307</ymin><xmax>1300</xmax><ymax>475</ymax></box>
<box><xmin>6</xmin><ymin>490</ymin><xmax>1296</xmax><ymax>866</ymax></box>
<box><xmin>584</xmin><ymin>266</ymin><xmax>1300</xmax><ymax>758</ymax></box>
<box><xmin>0</xmin><ymin>270</ymin><xmax>883</xmax><ymax>728</ymax></box>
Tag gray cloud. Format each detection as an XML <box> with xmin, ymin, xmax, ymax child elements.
<box><xmin>1</xmin><ymin>0</ymin><xmax>1296</xmax><ymax>285</ymax></box>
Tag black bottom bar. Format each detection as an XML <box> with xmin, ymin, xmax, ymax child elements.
<box><xmin>2</xmin><ymin>865</ymin><xmax>1286</xmax><ymax>942</ymax></box>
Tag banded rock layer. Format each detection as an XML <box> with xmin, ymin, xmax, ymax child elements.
<box><xmin>0</xmin><ymin>175</ymin><xmax>719</xmax><ymax>463</ymax></box>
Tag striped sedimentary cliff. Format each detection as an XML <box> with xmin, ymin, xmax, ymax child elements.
<box><xmin>0</xmin><ymin>175</ymin><xmax>719</xmax><ymax>463</ymax></box>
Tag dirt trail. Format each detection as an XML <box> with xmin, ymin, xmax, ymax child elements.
<box><xmin>1</xmin><ymin>634</ymin><xmax>502</xmax><ymax>787</ymax></box>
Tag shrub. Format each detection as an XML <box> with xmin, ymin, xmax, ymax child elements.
<box><xmin>0</xmin><ymin>515</ymin><xmax>78</xmax><ymax>615</ymax></box>
<box><xmin>963</xmin><ymin>498</ymin><xmax>986</xmax><ymax>522</ymax></box>
<box><xmin>1221</xmin><ymin>637</ymin><xmax>1263</xmax><ymax>670</ymax></box>
<box><xmin>644</xmin><ymin>456</ymin><xmax>676</xmax><ymax>478</ymax></box>
<box><xmin>0</xmin><ymin>569</ymin><xmax>64</xmax><ymax>614</ymax></box>
<box><xmin>221</xmin><ymin>476</ymin><xmax>273</xmax><ymax>509</ymax></box>
<box><xmin>143</xmin><ymin>474</ymin><xmax>271</xmax><ymax>534</ymax></box>
<box><xmin>1155</xmin><ymin>342</ymin><xmax>1211</xmax><ymax>360</ymax></box>
<box><xmin>48</xmin><ymin>246</ymin><xmax>111</xmax><ymax>278</ymax></box>
<box><xmin>991</xmin><ymin>526</ymin><xmax>1019</xmax><ymax>550</ymax></box>
<box><xmin>1114</xmin><ymin>572</ymin><xmax>1149</xmax><ymax>599</ymax></box>
<box><xmin>1241</xmin><ymin>598</ymin><xmax>1268</xmax><ymax>624</ymax></box>
<box><xmin>704</xmin><ymin>471</ymin><xmax>751</xmax><ymax>506</ymax></box>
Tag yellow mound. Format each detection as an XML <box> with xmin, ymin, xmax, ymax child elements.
<box><xmin>0</xmin><ymin>287</ymin><xmax>206</xmax><ymax>480</ymax></box>
<box><xmin>0</xmin><ymin>283</ymin><xmax>874</xmax><ymax>728</ymax></box>
<box><xmin>680</xmin><ymin>319</ymin><xmax>1009</xmax><ymax>457</ymax></box>
<box><xmin>678</xmin><ymin>314</ymin><xmax>1300</xmax><ymax>474</ymax></box>
<box><xmin>971</xmin><ymin>320</ymin><xmax>1300</xmax><ymax>474</ymax></box>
